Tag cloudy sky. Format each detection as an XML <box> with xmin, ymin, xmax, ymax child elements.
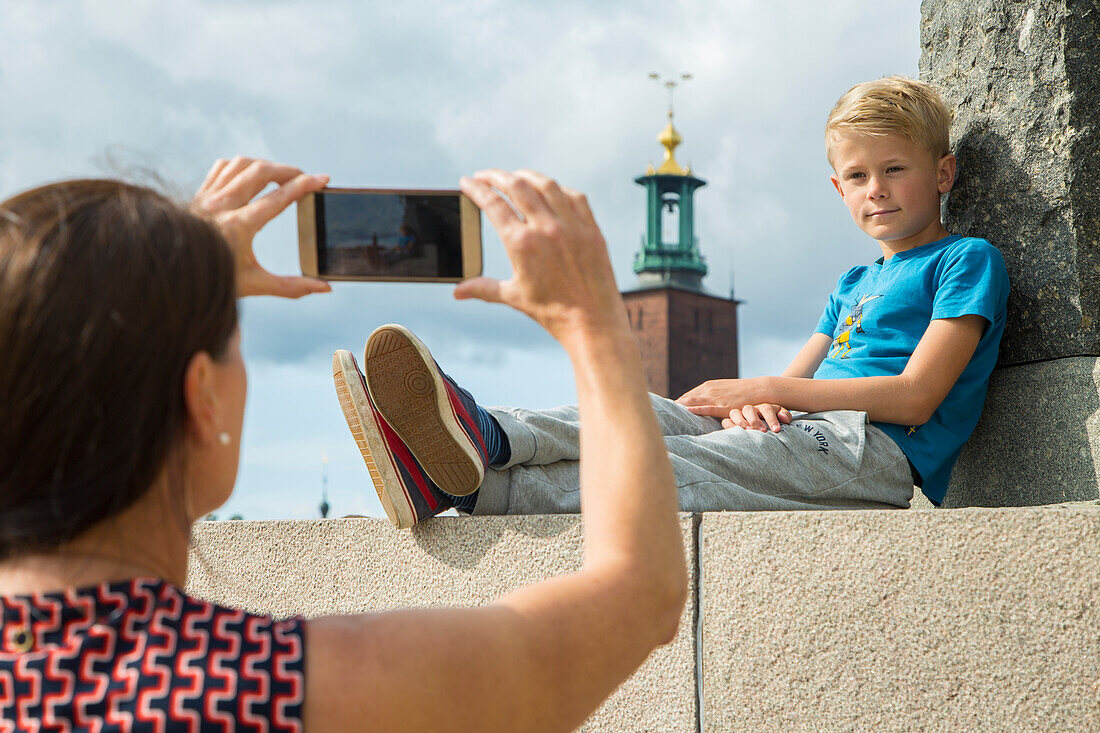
<box><xmin>0</xmin><ymin>0</ymin><xmax>921</xmax><ymax>520</ymax></box>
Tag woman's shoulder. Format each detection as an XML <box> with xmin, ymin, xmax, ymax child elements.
<box><xmin>2</xmin><ymin>575</ymin><xmax>307</xmax><ymax>665</ymax></box>
<box><xmin>2</xmin><ymin>576</ymin><xmax>303</xmax><ymax>625</ymax></box>
<box><xmin>1</xmin><ymin>577</ymin><xmax>307</xmax><ymax>731</ymax></box>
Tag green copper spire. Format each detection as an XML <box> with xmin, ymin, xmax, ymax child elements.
<box><xmin>634</xmin><ymin>103</ymin><xmax>707</xmax><ymax>291</ymax></box>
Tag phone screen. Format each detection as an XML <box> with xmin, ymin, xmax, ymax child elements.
<box><xmin>315</xmin><ymin>191</ymin><xmax>464</xmax><ymax>278</ymax></box>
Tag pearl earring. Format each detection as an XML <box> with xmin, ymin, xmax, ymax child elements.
<box><xmin>218</xmin><ymin>432</ymin><xmax>231</xmax><ymax>446</ymax></box>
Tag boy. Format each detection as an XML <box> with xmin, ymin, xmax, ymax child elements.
<box><xmin>333</xmin><ymin>76</ymin><xmax>1010</xmax><ymax>529</ymax></box>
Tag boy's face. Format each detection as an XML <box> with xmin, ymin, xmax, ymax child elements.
<box><xmin>830</xmin><ymin>133</ymin><xmax>955</xmax><ymax>252</ymax></box>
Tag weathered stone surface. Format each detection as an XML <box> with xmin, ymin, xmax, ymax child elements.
<box><xmin>701</xmin><ymin>508</ymin><xmax>1100</xmax><ymax>732</ymax></box>
<box><xmin>920</xmin><ymin>0</ymin><xmax>1100</xmax><ymax>364</ymax></box>
<box><xmin>947</xmin><ymin>357</ymin><xmax>1100</xmax><ymax>506</ymax></box>
<box><xmin>187</xmin><ymin>515</ymin><xmax>698</xmax><ymax>733</ymax></box>
<box><xmin>187</xmin><ymin>510</ymin><xmax>1100</xmax><ymax>730</ymax></box>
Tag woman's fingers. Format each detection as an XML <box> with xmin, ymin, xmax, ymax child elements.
<box><xmin>273</xmin><ymin>275</ymin><xmax>332</xmax><ymax>299</ymax></box>
<box><xmin>210</xmin><ymin>156</ymin><xmax>256</xmax><ymax>192</ymax></box>
<box><xmin>460</xmin><ymin>176</ymin><xmax>523</xmax><ymax>235</ymax></box>
<box><xmin>192</xmin><ymin>157</ymin><xmax>331</xmax><ymax>301</ymax></box>
<box><xmin>211</xmin><ymin>161</ymin><xmax>305</xmax><ymax>213</ymax></box>
<box><xmin>459</xmin><ymin>167</ymin><xmax>622</xmax><ymax>341</ymax></box>
<box><xmin>196</xmin><ymin>158</ymin><xmax>231</xmax><ymax>196</ymax></box>
<box><xmin>453</xmin><ymin>276</ymin><xmax>505</xmax><ymax>304</ymax></box>
<box><xmin>472</xmin><ymin>169</ymin><xmax>553</xmax><ymax>223</ymax></box>
<box><xmin>192</xmin><ymin>159</ymin><xmax>310</xmax><ymax>222</ymax></box>
<box><xmin>238</xmin><ymin>268</ymin><xmax>332</xmax><ymax>299</ymax></box>
<box><xmin>239</xmin><ymin>172</ymin><xmax>327</xmax><ymax>231</ymax></box>
<box><xmin>559</xmin><ymin>183</ymin><xmax>597</xmax><ymax>227</ymax></box>
<box><xmin>514</xmin><ymin>169</ymin><xmax>571</xmax><ymax>215</ymax></box>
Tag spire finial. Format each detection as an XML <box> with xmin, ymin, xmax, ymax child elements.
<box><xmin>648</xmin><ymin>71</ymin><xmax>693</xmax><ymax>117</ymax></box>
<box><xmin>646</xmin><ymin>72</ymin><xmax>693</xmax><ymax>176</ymax></box>
<box><xmin>319</xmin><ymin>453</ymin><xmax>330</xmax><ymax>519</ymax></box>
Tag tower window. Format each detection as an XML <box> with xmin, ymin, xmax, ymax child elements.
<box><xmin>661</xmin><ymin>194</ymin><xmax>681</xmax><ymax>247</ymax></box>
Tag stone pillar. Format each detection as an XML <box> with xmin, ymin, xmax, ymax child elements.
<box><xmin>920</xmin><ymin>0</ymin><xmax>1100</xmax><ymax>506</ymax></box>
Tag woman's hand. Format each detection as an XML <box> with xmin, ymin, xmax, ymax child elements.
<box><xmin>456</xmin><ymin>169</ymin><xmax>629</xmax><ymax>347</ymax></box>
<box><xmin>191</xmin><ymin>157</ymin><xmax>332</xmax><ymax>299</ymax></box>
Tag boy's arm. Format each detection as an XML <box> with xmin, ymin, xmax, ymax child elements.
<box><xmin>679</xmin><ymin>314</ymin><xmax>986</xmax><ymax>425</ymax></box>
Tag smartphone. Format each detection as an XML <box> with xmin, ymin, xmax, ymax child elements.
<box><xmin>298</xmin><ymin>188</ymin><xmax>482</xmax><ymax>282</ymax></box>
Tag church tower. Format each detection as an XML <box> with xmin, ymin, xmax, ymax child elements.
<box><xmin>621</xmin><ymin>90</ymin><xmax>740</xmax><ymax>399</ymax></box>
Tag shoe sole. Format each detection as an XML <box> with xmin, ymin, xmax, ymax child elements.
<box><xmin>332</xmin><ymin>350</ymin><xmax>417</xmax><ymax>529</ymax></box>
<box><xmin>364</xmin><ymin>325</ymin><xmax>484</xmax><ymax>497</ymax></box>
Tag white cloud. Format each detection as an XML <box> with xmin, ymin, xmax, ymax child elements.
<box><xmin>76</xmin><ymin>0</ymin><xmax>359</xmax><ymax>98</ymax></box>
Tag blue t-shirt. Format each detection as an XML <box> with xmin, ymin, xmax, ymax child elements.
<box><xmin>813</xmin><ymin>235</ymin><xmax>1009</xmax><ymax>505</ymax></box>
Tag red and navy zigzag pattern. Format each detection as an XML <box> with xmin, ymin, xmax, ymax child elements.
<box><xmin>0</xmin><ymin>578</ymin><xmax>304</xmax><ymax>732</ymax></box>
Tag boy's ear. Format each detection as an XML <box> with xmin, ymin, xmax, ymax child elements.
<box><xmin>938</xmin><ymin>153</ymin><xmax>957</xmax><ymax>194</ymax></box>
<box><xmin>830</xmin><ymin>174</ymin><xmax>844</xmax><ymax>197</ymax></box>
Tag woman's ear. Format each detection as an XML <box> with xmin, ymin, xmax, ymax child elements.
<box><xmin>182</xmin><ymin>350</ymin><xmax>218</xmax><ymax>444</ymax></box>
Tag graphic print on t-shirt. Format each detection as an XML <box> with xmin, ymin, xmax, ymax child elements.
<box><xmin>828</xmin><ymin>293</ymin><xmax>882</xmax><ymax>359</ymax></box>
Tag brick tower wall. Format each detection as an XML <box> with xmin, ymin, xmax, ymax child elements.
<box><xmin>622</xmin><ymin>289</ymin><xmax>670</xmax><ymax>396</ymax></box>
<box><xmin>666</xmin><ymin>290</ymin><xmax>739</xmax><ymax>399</ymax></box>
<box><xmin>622</xmin><ymin>288</ymin><xmax>739</xmax><ymax>399</ymax></box>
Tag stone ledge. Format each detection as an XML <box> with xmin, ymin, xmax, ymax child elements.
<box><xmin>187</xmin><ymin>508</ymin><xmax>1099</xmax><ymax>731</ymax></box>
<box><xmin>187</xmin><ymin>514</ymin><xmax>699</xmax><ymax>733</ymax></box>
<box><xmin>701</xmin><ymin>507</ymin><xmax>1100</xmax><ymax>732</ymax></box>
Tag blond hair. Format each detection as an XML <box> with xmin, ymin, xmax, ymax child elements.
<box><xmin>825</xmin><ymin>76</ymin><xmax>953</xmax><ymax>167</ymax></box>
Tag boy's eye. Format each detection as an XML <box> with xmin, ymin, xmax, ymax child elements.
<box><xmin>887</xmin><ymin>166</ymin><xmax>904</xmax><ymax>173</ymax></box>
<box><xmin>848</xmin><ymin>172</ymin><xmax>865</xmax><ymax>180</ymax></box>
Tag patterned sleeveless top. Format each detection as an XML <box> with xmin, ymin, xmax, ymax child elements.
<box><xmin>0</xmin><ymin>577</ymin><xmax>306</xmax><ymax>732</ymax></box>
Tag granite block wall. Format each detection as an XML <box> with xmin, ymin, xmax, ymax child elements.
<box><xmin>188</xmin><ymin>515</ymin><xmax>699</xmax><ymax>733</ymax></box>
<box><xmin>188</xmin><ymin>510</ymin><xmax>1100</xmax><ymax>731</ymax></box>
<box><xmin>920</xmin><ymin>0</ymin><xmax>1100</xmax><ymax>505</ymax></box>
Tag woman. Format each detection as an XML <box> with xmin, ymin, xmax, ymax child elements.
<box><xmin>0</xmin><ymin>158</ymin><xmax>687</xmax><ymax>731</ymax></box>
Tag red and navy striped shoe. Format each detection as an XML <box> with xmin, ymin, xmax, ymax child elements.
<box><xmin>332</xmin><ymin>349</ymin><xmax>454</xmax><ymax>529</ymax></box>
<box><xmin>362</xmin><ymin>324</ymin><xmax>488</xmax><ymax>494</ymax></box>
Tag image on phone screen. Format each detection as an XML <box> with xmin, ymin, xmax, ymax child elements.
<box><xmin>315</xmin><ymin>192</ymin><xmax>463</xmax><ymax>278</ymax></box>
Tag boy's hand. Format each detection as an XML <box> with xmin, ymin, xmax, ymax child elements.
<box><xmin>191</xmin><ymin>157</ymin><xmax>332</xmax><ymax>299</ymax></box>
<box><xmin>455</xmin><ymin>169</ymin><xmax>628</xmax><ymax>345</ymax></box>
<box><xmin>678</xmin><ymin>378</ymin><xmax>791</xmax><ymax>431</ymax></box>
<box><xmin>721</xmin><ymin>403</ymin><xmax>792</xmax><ymax>433</ymax></box>
<box><xmin>677</xmin><ymin>377</ymin><xmax>770</xmax><ymax>415</ymax></box>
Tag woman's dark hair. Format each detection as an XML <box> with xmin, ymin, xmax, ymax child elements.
<box><xmin>0</xmin><ymin>179</ymin><xmax>238</xmax><ymax>557</ymax></box>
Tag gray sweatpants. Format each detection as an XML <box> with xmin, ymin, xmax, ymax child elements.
<box><xmin>473</xmin><ymin>394</ymin><xmax>914</xmax><ymax>515</ymax></box>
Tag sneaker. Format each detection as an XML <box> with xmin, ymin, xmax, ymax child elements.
<box><xmin>362</xmin><ymin>324</ymin><xmax>488</xmax><ymax>497</ymax></box>
<box><xmin>332</xmin><ymin>349</ymin><xmax>453</xmax><ymax>529</ymax></box>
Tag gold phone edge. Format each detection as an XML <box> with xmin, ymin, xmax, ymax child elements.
<box><xmin>302</xmin><ymin>188</ymin><xmax>483</xmax><ymax>283</ymax></box>
<box><xmin>296</xmin><ymin>193</ymin><xmax>319</xmax><ymax>277</ymax></box>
